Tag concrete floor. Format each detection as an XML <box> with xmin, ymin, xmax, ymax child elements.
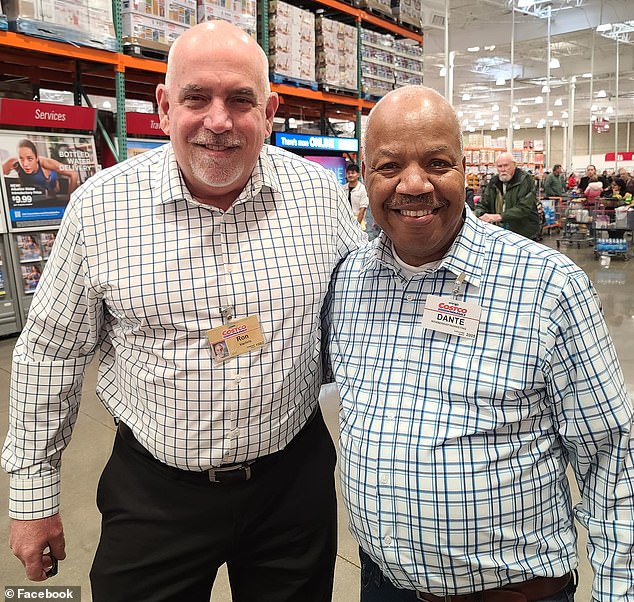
<box><xmin>1</xmin><ymin>235</ymin><xmax>633</xmax><ymax>601</ymax></box>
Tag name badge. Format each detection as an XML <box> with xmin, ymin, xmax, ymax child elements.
<box><xmin>422</xmin><ymin>295</ymin><xmax>481</xmax><ymax>339</ymax></box>
<box><xmin>207</xmin><ymin>315</ymin><xmax>266</xmax><ymax>363</ymax></box>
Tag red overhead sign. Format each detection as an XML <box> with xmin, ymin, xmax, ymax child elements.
<box><xmin>126</xmin><ymin>112</ymin><xmax>166</xmax><ymax>137</ymax></box>
<box><xmin>605</xmin><ymin>152</ymin><xmax>634</xmax><ymax>162</ymax></box>
<box><xmin>0</xmin><ymin>98</ymin><xmax>96</xmax><ymax>130</ymax></box>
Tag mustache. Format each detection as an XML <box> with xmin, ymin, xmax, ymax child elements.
<box><xmin>188</xmin><ymin>134</ymin><xmax>242</xmax><ymax>147</ymax></box>
<box><xmin>385</xmin><ymin>193</ymin><xmax>446</xmax><ymax>209</ymax></box>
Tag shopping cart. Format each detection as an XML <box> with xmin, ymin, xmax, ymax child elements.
<box><xmin>556</xmin><ymin>199</ymin><xmax>593</xmax><ymax>249</ymax></box>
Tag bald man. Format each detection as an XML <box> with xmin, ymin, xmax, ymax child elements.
<box><xmin>3</xmin><ymin>21</ymin><xmax>364</xmax><ymax>601</ymax></box>
<box><xmin>323</xmin><ymin>85</ymin><xmax>633</xmax><ymax>602</ymax></box>
<box><xmin>474</xmin><ymin>151</ymin><xmax>540</xmax><ymax>239</ymax></box>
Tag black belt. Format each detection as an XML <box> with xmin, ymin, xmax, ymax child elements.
<box><xmin>416</xmin><ymin>573</ymin><xmax>573</xmax><ymax>602</ymax></box>
<box><xmin>117</xmin><ymin>408</ymin><xmax>318</xmax><ymax>485</ymax></box>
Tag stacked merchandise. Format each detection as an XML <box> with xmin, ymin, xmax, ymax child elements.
<box><xmin>315</xmin><ymin>16</ymin><xmax>357</xmax><ymax>92</ymax></box>
<box><xmin>122</xmin><ymin>0</ymin><xmax>196</xmax><ymax>51</ymax></box>
<box><xmin>392</xmin><ymin>39</ymin><xmax>423</xmax><ymax>87</ymax></box>
<box><xmin>391</xmin><ymin>0</ymin><xmax>422</xmax><ymax>28</ymax></box>
<box><xmin>198</xmin><ymin>0</ymin><xmax>256</xmax><ymax>39</ymax></box>
<box><xmin>1</xmin><ymin>0</ymin><xmax>117</xmax><ymax>50</ymax></box>
<box><xmin>357</xmin><ymin>0</ymin><xmax>392</xmax><ymax>19</ymax></box>
<box><xmin>361</xmin><ymin>29</ymin><xmax>395</xmax><ymax>98</ymax></box>
<box><xmin>268</xmin><ymin>0</ymin><xmax>315</xmax><ymax>84</ymax></box>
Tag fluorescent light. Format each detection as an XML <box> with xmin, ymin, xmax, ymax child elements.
<box><xmin>492</xmin><ymin>104</ymin><xmax>500</xmax><ymax>112</ymax></box>
<box><xmin>582</xmin><ymin>72</ymin><xmax>592</xmax><ymax>78</ymax></box>
<box><xmin>562</xmin><ymin>111</ymin><xmax>568</xmax><ymax>118</ymax></box>
<box><xmin>467</xmin><ymin>46</ymin><xmax>480</xmax><ymax>52</ymax></box>
<box><xmin>439</xmin><ymin>67</ymin><xmax>447</xmax><ymax>77</ymax></box>
<box><xmin>484</xmin><ymin>45</ymin><xmax>496</xmax><ymax>51</ymax></box>
<box><xmin>512</xmin><ymin>106</ymin><xmax>519</xmax><ymax>113</ymax></box>
<box><xmin>597</xmin><ymin>89</ymin><xmax>607</xmax><ymax>98</ymax></box>
<box><xmin>554</xmin><ymin>98</ymin><xmax>563</xmax><ymax>106</ymax></box>
<box><xmin>535</xmin><ymin>96</ymin><xmax>544</xmax><ymax>104</ymax></box>
<box><xmin>553</xmin><ymin>120</ymin><xmax>560</xmax><ymax>126</ymax></box>
<box><xmin>462</xmin><ymin>93</ymin><xmax>471</xmax><ymax>101</ymax></box>
<box><xmin>524</xmin><ymin>117</ymin><xmax>532</xmax><ymax>124</ymax></box>
<box><xmin>541</xmin><ymin>85</ymin><xmax>550</xmax><ymax>93</ymax></box>
<box><xmin>597</xmin><ymin>23</ymin><xmax>612</xmax><ymax>32</ymax></box>
<box><xmin>514</xmin><ymin>124</ymin><xmax>521</xmax><ymax>130</ymax></box>
<box><xmin>549</xmin><ymin>58</ymin><xmax>560</xmax><ymax>69</ymax></box>
<box><xmin>496</xmin><ymin>77</ymin><xmax>506</xmax><ymax>86</ymax></box>
<box><xmin>591</xmin><ymin>104</ymin><xmax>598</xmax><ymax>111</ymax></box>
<box><xmin>606</xmin><ymin>106</ymin><xmax>614</xmax><ymax>114</ymax></box>
<box><xmin>547</xmin><ymin>110</ymin><xmax>553</xmax><ymax>117</ymax></box>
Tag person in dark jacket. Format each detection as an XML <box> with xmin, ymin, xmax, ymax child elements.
<box><xmin>474</xmin><ymin>152</ymin><xmax>540</xmax><ymax>240</ymax></box>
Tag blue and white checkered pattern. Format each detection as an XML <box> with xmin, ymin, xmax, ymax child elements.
<box><xmin>2</xmin><ymin>142</ymin><xmax>365</xmax><ymax>519</ymax></box>
<box><xmin>324</xmin><ymin>209</ymin><xmax>634</xmax><ymax>600</ymax></box>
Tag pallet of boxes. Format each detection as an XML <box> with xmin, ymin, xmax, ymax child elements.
<box><xmin>197</xmin><ymin>0</ymin><xmax>257</xmax><ymax>38</ymax></box>
<box><xmin>315</xmin><ymin>15</ymin><xmax>357</xmax><ymax>95</ymax></box>
<box><xmin>1</xmin><ymin>0</ymin><xmax>116</xmax><ymax>50</ymax></box>
<box><xmin>121</xmin><ymin>0</ymin><xmax>197</xmax><ymax>57</ymax></box>
<box><xmin>267</xmin><ymin>0</ymin><xmax>316</xmax><ymax>87</ymax></box>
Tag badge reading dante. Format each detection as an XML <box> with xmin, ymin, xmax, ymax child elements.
<box><xmin>207</xmin><ymin>315</ymin><xmax>266</xmax><ymax>363</ymax></box>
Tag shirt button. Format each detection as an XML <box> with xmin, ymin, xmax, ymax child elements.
<box><xmin>395</xmin><ymin>352</ymin><xmax>404</xmax><ymax>361</ymax></box>
<box><xmin>231</xmin><ymin>428</ymin><xmax>239</xmax><ymax>437</ymax></box>
<box><xmin>225</xmin><ymin>265</ymin><xmax>233</xmax><ymax>274</ymax></box>
<box><xmin>383</xmin><ymin>536</ymin><xmax>392</xmax><ymax>546</ymax></box>
<box><xmin>385</xmin><ymin>412</ymin><xmax>395</xmax><ymax>420</ymax></box>
<box><xmin>380</xmin><ymin>474</ymin><xmax>389</xmax><ymax>484</ymax></box>
<box><xmin>234</xmin><ymin>375</ymin><xmax>242</xmax><ymax>383</ymax></box>
<box><xmin>405</xmin><ymin>295</ymin><xmax>414</xmax><ymax>302</ymax></box>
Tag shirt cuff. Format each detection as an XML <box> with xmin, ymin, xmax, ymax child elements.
<box><xmin>9</xmin><ymin>474</ymin><xmax>61</xmax><ymax>519</ymax></box>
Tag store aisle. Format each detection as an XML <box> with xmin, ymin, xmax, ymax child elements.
<box><xmin>0</xmin><ymin>236</ymin><xmax>633</xmax><ymax>601</ymax></box>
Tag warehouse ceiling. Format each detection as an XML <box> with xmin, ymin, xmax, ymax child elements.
<box><xmin>422</xmin><ymin>0</ymin><xmax>634</xmax><ymax>138</ymax></box>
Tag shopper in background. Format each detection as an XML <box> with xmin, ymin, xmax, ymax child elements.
<box><xmin>543</xmin><ymin>163</ymin><xmax>565</xmax><ymax>198</ymax></box>
<box><xmin>345</xmin><ymin>162</ymin><xmax>370</xmax><ymax>224</ymax></box>
<box><xmin>2</xmin><ymin>20</ymin><xmax>364</xmax><ymax>602</ymax></box>
<box><xmin>474</xmin><ymin>151</ymin><xmax>540</xmax><ymax>239</ymax></box>
<box><xmin>584</xmin><ymin>175</ymin><xmax>604</xmax><ymax>206</ymax></box>
<box><xmin>566</xmin><ymin>171</ymin><xmax>578</xmax><ymax>190</ymax></box>
<box><xmin>577</xmin><ymin>164</ymin><xmax>609</xmax><ymax>196</ymax></box>
<box><xmin>323</xmin><ymin>84</ymin><xmax>634</xmax><ymax>602</ymax></box>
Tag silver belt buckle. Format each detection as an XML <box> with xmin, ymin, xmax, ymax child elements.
<box><xmin>207</xmin><ymin>463</ymin><xmax>252</xmax><ymax>483</ymax></box>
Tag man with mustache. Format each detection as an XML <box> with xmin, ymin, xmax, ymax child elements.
<box><xmin>474</xmin><ymin>151</ymin><xmax>540</xmax><ymax>240</ymax></box>
<box><xmin>3</xmin><ymin>21</ymin><xmax>364</xmax><ymax>602</ymax></box>
<box><xmin>323</xmin><ymin>85</ymin><xmax>633</xmax><ymax>601</ymax></box>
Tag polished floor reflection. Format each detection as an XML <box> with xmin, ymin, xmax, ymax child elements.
<box><xmin>0</xmin><ymin>234</ymin><xmax>632</xmax><ymax>601</ymax></box>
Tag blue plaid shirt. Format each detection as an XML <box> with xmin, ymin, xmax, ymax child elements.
<box><xmin>324</xmin><ymin>208</ymin><xmax>634</xmax><ymax>600</ymax></box>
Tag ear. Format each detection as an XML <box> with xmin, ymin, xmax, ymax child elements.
<box><xmin>156</xmin><ymin>84</ymin><xmax>170</xmax><ymax>136</ymax></box>
<box><xmin>264</xmin><ymin>92</ymin><xmax>280</xmax><ymax>137</ymax></box>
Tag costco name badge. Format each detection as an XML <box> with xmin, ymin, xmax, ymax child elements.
<box><xmin>422</xmin><ymin>295</ymin><xmax>481</xmax><ymax>339</ymax></box>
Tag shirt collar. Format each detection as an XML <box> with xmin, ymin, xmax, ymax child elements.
<box><xmin>363</xmin><ymin>207</ymin><xmax>484</xmax><ymax>289</ymax></box>
<box><xmin>155</xmin><ymin>143</ymin><xmax>281</xmax><ymax>207</ymax></box>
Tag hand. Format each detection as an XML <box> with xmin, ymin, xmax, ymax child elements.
<box><xmin>478</xmin><ymin>213</ymin><xmax>503</xmax><ymax>224</ymax></box>
<box><xmin>9</xmin><ymin>515</ymin><xmax>66</xmax><ymax>581</ymax></box>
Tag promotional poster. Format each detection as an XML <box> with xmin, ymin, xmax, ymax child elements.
<box><xmin>0</xmin><ymin>130</ymin><xmax>99</xmax><ymax>230</ymax></box>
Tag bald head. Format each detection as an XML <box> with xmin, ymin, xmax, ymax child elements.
<box><xmin>364</xmin><ymin>85</ymin><xmax>463</xmax><ymax>158</ymax></box>
<box><xmin>165</xmin><ymin>21</ymin><xmax>270</xmax><ymax>93</ymax></box>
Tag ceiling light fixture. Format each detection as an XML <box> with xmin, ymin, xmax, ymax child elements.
<box><xmin>547</xmin><ymin>110</ymin><xmax>553</xmax><ymax>117</ymax></box>
<box><xmin>554</xmin><ymin>98</ymin><xmax>563</xmax><ymax>106</ymax></box>
<box><xmin>492</xmin><ymin>104</ymin><xmax>500</xmax><ymax>112</ymax></box>
<box><xmin>597</xmin><ymin>89</ymin><xmax>607</xmax><ymax>98</ymax></box>
<box><xmin>596</xmin><ymin>23</ymin><xmax>612</xmax><ymax>32</ymax></box>
<box><xmin>541</xmin><ymin>85</ymin><xmax>550</xmax><ymax>93</ymax></box>
<box><xmin>462</xmin><ymin>93</ymin><xmax>471</xmax><ymax>101</ymax></box>
<box><xmin>535</xmin><ymin>96</ymin><xmax>544</xmax><ymax>104</ymax></box>
<box><xmin>496</xmin><ymin>77</ymin><xmax>506</xmax><ymax>86</ymax></box>
<box><xmin>439</xmin><ymin>67</ymin><xmax>447</xmax><ymax>77</ymax></box>
<box><xmin>549</xmin><ymin>58</ymin><xmax>560</xmax><ymax>69</ymax></box>
<box><xmin>524</xmin><ymin>117</ymin><xmax>532</xmax><ymax>124</ymax></box>
<box><xmin>512</xmin><ymin>106</ymin><xmax>519</xmax><ymax>113</ymax></box>
<box><xmin>562</xmin><ymin>111</ymin><xmax>568</xmax><ymax>118</ymax></box>
<box><xmin>606</xmin><ymin>106</ymin><xmax>614</xmax><ymax>114</ymax></box>
<box><xmin>467</xmin><ymin>46</ymin><xmax>480</xmax><ymax>52</ymax></box>
<box><xmin>582</xmin><ymin>73</ymin><xmax>592</xmax><ymax>78</ymax></box>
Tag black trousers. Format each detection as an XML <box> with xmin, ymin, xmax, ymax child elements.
<box><xmin>90</xmin><ymin>409</ymin><xmax>337</xmax><ymax>602</ymax></box>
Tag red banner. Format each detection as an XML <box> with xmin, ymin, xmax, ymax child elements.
<box><xmin>605</xmin><ymin>152</ymin><xmax>634</xmax><ymax>162</ymax></box>
<box><xmin>126</xmin><ymin>112</ymin><xmax>166</xmax><ymax>137</ymax></box>
<box><xmin>0</xmin><ymin>99</ymin><xmax>96</xmax><ymax>130</ymax></box>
